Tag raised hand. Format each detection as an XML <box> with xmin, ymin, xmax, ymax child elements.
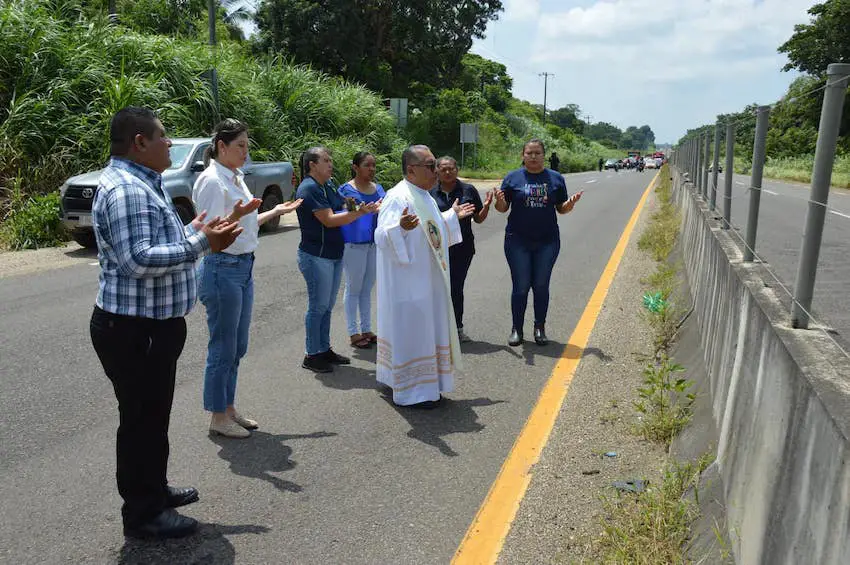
<box><xmin>494</xmin><ymin>189</ymin><xmax>506</xmax><ymax>204</ymax></box>
<box><xmin>274</xmin><ymin>198</ymin><xmax>303</xmax><ymax>215</ymax></box>
<box><xmin>360</xmin><ymin>199</ymin><xmax>381</xmax><ymax>215</ymax></box>
<box><xmin>483</xmin><ymin>190</ymin><xmax>494</xmax><ymax>208</ymax></box>
<box><xmin>562</xmin><ymin>191</ymin><xmax>583</xmax><ymax>213</ymax></box>
<box><xmin>399</xmin><ymin>206</ymin><xmax>419</xmax><ymax>231</ymax></box>
<box><xmin>452</xmin><ymin>198</ymin><xmax>476</xmax><ymax>220</ymax></box>
<box><xmin>201</xmin><ymin>217</ymin><xmax>244</xmax><ymax>252</ymax></box>
<box><xmin>231</xmin><ymin>198</ymin><xmax>263</xmax><ymax>220</ymax></box>
<box><xmin>190</xmin><ymin>210</ymin><xmax>208</xmax><ymax>232</ymax></box>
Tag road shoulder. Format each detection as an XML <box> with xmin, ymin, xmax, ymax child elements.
<box><xmin>498</xmin><ymin>185</ymin><xmax>667</xmax><ymax>563</ymax></box>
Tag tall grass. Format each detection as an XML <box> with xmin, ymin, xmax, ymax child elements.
<box><xmin>733</xmin><ymin>155</ymin><xmax>850</xmax><ymax>188</ymax></box>
<box><xmin>0</xmin><ymin>0</ymin><xmax>406</xmax><ymax>209</ymax></box>
<box><xmin>457</xmin><ymin>108</ymin><xmax>620</xmax><ymax>178</ymax></box>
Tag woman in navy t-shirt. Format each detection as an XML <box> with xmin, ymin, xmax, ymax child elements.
<box><xmin>337</xmin><ymin>151</ymin><xmax>386</xmax><ymax>349</ymax></box>
<box><xmin>295</xmin><ymin>146</ymin><xmax>380</xmax><ymax>373</ymax></box>
<box><xmin>494</xmin><ymin>139</ymin><xmax>582</xmax><ymax>346</ymax></box>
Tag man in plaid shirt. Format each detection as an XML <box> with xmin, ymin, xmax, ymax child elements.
<box><xmin>90</xmin><ymin>107</ymin><xmax>244</xmax><ymax>540</ymax></box>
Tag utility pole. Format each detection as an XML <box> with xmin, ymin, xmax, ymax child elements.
<box><xmin>539</xmin><ymin>72</ymin><xmax>554</xmax><ymax>123</ymax></box>
<box><xmin>208</xmin><ymin>0</ymin><xmax>220</xmax><ymax>124</ymax></box>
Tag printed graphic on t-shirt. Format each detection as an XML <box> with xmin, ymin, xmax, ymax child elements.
<box><xmin>524</xmin><ymin>182</ymin><xmax>549</xmax><ymax>208</ymax></box>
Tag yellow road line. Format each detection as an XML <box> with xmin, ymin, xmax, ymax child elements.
<box><xmin>452</xmin><ymin>171</ymin><xmax>660</xmax><ymax>565</ymax></box>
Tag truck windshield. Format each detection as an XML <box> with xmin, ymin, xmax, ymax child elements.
<box><xmin>168</xmin><ymin>143</ymin><xmax>194</xmax><ymax>170</ymax></box>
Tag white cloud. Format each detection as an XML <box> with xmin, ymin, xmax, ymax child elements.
<box><xmin>473</xmin><ymin>0</ymin><xmax>818</xmax><ymax>142</ymax></box>
<box><xmin>503</xmin><ymin>0</ymin><xmax>541</xmax><ymax>22</ymax></box>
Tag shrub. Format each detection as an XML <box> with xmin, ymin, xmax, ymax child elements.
<box><xmin>1</xmin><ymin>192</ymin><xmax>66</xmax><ymax>250</ymax></box>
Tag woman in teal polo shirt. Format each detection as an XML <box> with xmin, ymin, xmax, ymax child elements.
<box><xmin>295</xmin><ymin>146</ymin><xmax>380</xmax><ymax>373</ymax></box>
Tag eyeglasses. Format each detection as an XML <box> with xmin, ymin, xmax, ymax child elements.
<box><xmin>412</xmin><ymin>161</ymin><xmax>436</xmax><ymax>171</ymax></box>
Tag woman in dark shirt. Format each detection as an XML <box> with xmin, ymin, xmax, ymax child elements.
<box><xmin>494</xmin><ymin>139</ymin><xmax>582</xmax><ymax>346</ymax></box>
<box><xmin>295</xmin><ymin>146</ymin><xmax>380</xmax><ymax>373</ymax></box>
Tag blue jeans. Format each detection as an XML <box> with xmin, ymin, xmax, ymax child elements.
<box><xmin>343</xmin><ymin>242</ymin><xmax>376</xmax><ymax>335</ymax></box>
<box><xmin>198</xmin><ymin>252</ymin><xmax>254</xmax><ymax>413</ymax></box>
<box><xmin>297</xmin><ymin>249</ymin><xmax>343</xmax><ymax>355</ymax></box>
<box><xmin>504</xmin><ymin>234</ymin><xmax>560</xmax><ymax>331</ymax></box>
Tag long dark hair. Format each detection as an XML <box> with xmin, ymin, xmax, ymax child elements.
<box><xmin>204</xmin><ymin>118</ymin><xmax>248</xmax><ymax>166</ymax></box>
<box><xmin>300</xmin><ymin>146</ymin><xmax>328</xmax><ymax>180</ymax></box>
<box><xmin>351</xmin><ymin>151</ymin><xmax>374</xmax><ymax>175</ymax></box>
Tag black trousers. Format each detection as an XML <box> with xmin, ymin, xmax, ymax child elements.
<box><xmin>90</xmin><ymin>306</ymin><xmax>187</xmax><ymax>528</ymax></box>
<box><xmin>449</xmin><ymin>245</ymin><xmax>475</xmax><ymax>329</ymax></box>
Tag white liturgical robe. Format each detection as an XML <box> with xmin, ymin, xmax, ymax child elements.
<box><xmin>375</xmin><ymin>179</ymin><xmax>464</xmax><ymax>406</ymax></box>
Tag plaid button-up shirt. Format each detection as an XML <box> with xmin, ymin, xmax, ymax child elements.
<box><xmin>92</xmin><ymin>157</ymin><xmax>210</xmax><ymax>319</ymax></box>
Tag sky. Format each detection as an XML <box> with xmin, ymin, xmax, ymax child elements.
<box><xmin>471</xmin><ymin>0</ymin><xmax>819</xmax><ymax>144</ymax></box>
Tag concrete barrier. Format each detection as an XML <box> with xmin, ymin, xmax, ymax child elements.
<box><xmin>673</xmin><ymin>170</ymin><xmax>850</xmax><ymax>564</ymax></box>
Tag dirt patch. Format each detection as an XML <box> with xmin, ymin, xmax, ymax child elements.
<box><xmin>0</xmin><ymin>241</ymin><xmax>97</xmax><ymax>279</ymax></box>
<box><xmin>498</xmin><ymin>186</ymin><xmax>669</xmax><ymax>564</ymax></box>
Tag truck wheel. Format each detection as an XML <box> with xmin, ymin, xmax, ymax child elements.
<box><xmin>259</xmin><ymin>188</ymin><xmax>283</xmax><ymax>232</ymax></box>
<box><xmin>72</xmin><ymin>230</ymin><xmax>97</xmax><ymax>249</ymax></box>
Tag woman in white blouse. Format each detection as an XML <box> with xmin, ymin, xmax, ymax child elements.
<box><xmin>193</xmin><ymin>118</ymin><xmax>302</xmax><ymax>438</ymax></box>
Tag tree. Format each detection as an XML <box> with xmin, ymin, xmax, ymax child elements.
<box><xmin>585</xmin><ymin>122</ymin><xmax>622</xmax><ymax>148</ymax></box>
<box><xmin>778</xmin><ymin>0</ymin><xmax>850</xmax><ymax>75</ymax></box>
<box><xmin>407</xmin><ymin>88</ymin><xmax>488</xmax><ymax>156</ymax></box>
<box><xmin>458</xmin><ymin>54</ymin><xmax>512</xmax><ymax>112</ymax></box>
<box><xmin>549</xmin><ymin>104</ymin><xmax>584</xmax><ymax>134</ymax></box>
<box><xmin>254</xmin><ymin>0</ymin><xmax>504</xmax><ymax>99</ymax></box>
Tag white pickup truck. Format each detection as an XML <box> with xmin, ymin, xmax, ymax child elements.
<box><xmin>59</xmin><ymin>137</ymin><xmax>296</xmax><ymax>248</ymax></box>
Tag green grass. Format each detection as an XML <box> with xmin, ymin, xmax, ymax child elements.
<box><xmin>634</xmin><ymin>355</ymin><xmax>695</xmax><ymax>446</ymax></box>
<box><xmin>0</xmin><ymin>0</ymin><xmax>407</xmax><ymax>224</ymax></box>
<box><xmin>638</xmin><ymin>169</ymin><xmax>680</xmax><ymax>263</ymax></box>
<box><xmin>734</xmin><ymin>154</ymin><xmax>850</xmax><ymax>188</ymax></box>
<box><xmin>598</xmin><ymin>453</ymin><xmax>715</xmax><ymax>564</ymax></box>
<box><xmin>458</xmin><ymin>168</ymin><xmax>505</xmax><ymax>180</ymax></box>
<box><xmin>0</xmin><ymin>191</ymin><xmax>66</xmax><ymax>249</ymax></box>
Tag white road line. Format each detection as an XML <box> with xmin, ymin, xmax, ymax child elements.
<box><xmin>585</xmin><ymin>179</ymin><xmax>597</xmax><ymax>184</ymax></box>
<box><xmin>88</xmin><ymin>262</ymin><xmax>99</xmax><ymax>266</ymax></box>
<box><xmin>763</xmin><ymin>189</ymin><xmax>778</xmax><ymax>195</ymax></box>
<box><xmin>830</xmin><ymin>210</ymin><xmax>850</xmax><ymax>220</ymax></box>
<box><xmin>735</xmin><ymin>181</ymin><xmax>745</xmax><ymax>186</ymax></box>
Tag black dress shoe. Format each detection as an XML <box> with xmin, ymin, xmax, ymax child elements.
<box><xmin>124</xmin><ymin>509</ymin><xmax>198</xmax><ymax>540</ymax></box>
<box><xmin>534</xmin><ymin>326</ymin><xmax>548</xmax><ymax>346</ymax></box>
<box><xmin>302</xmin><ymin>354</ymin><xmax>333</xmax><ymax>373</ymax></box>
<box><xmin>508</xmin><ymin>328</ymin><xmax>523</xmax><ymax>347</ymax></box>
<box><xmin>321</xmin><ymin>348</ymin><xmax>351</xmax><ymax>365</ymax></box>
<box><xmin>165</xmin><ymin>486</ymin><xmax>199</xmax><ymax>508</ymax></box>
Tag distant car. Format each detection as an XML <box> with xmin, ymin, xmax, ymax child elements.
<box><xmin>644</xmin><ymin>158</ymin><xmax>657</xmax><ymax>169</ymax></box>
<box><xmin>59</xmin><ymin>138</ymin><xmax>296</xmax><ymax>248</ymax></box>
<box><xmin>604</xmin><ymin>159</ymin><xmax>620</xmax><ymax>170</ymax></box>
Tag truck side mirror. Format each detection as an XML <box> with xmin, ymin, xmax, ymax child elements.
<box><xmin>191</xmin><ymin>161</ymin><xmax>205</xmax><ymax>173</ymax></box>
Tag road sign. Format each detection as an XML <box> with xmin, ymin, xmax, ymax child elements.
<box><xmin>460</xmin><ymin>123</ymin><xmax>479</xmax><ymax>144</ymax></box>
<box><xmin>388</xmin><ymin>98</ymin><xmax>408</xmax><ymax>127</ymax></box>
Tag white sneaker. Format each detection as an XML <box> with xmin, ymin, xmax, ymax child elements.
<box><xmin>458</xmin><ymin>329</ymin><xmax>472</xmax><ymax>343</ymax></box>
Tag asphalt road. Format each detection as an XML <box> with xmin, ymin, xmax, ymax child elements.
<box><xmin>0</xmin><ymin>169</ymin><xmax>654</xmax><ymax>565</ymax></box>
<box><xmin>708</xmin><ymin>171</ymin><xmax>850</xmax><ymax>348</ymax></box>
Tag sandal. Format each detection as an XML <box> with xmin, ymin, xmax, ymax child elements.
<box><xmin>350</xmin><ymin>334</ymin><xmax>372</xmax><ymax>349</ymax></box>
<box><xmin>362</xmin><ymin>332</ymin><xmax>378</xmax><ymax>344</ymax></box>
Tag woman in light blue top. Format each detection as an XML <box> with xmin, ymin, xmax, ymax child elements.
<box><xmin>338</xmin><ymin>152</ymin><xmax>385</xmax><ymax>348</ymax></box>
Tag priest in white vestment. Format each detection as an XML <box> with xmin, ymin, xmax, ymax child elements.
<box><xmin>375</xmin><ymin>145</ymin><xmax>477</xmax><ymax>407</ymax></box>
